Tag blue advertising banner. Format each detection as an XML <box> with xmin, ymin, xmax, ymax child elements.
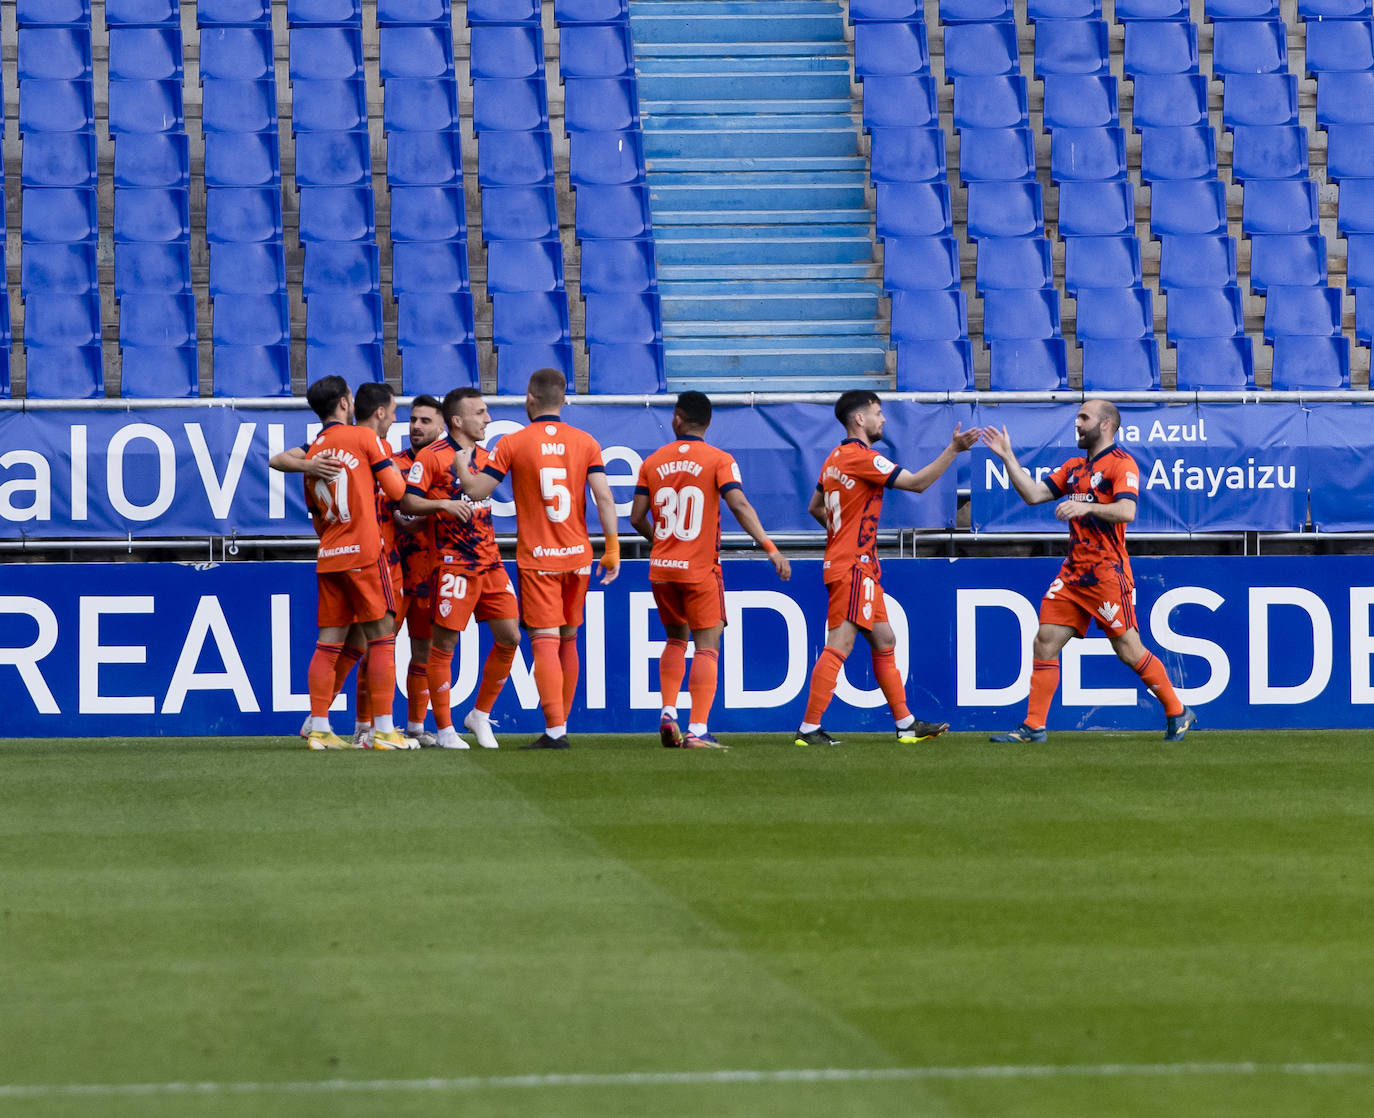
<box><xmin>1</xmin><ymin>557</ymin><xmax>1370</xmax><ymax>738</ymax></box>
<box><xmin>1306</xmin><ymin>402</ymin><xmax>1374</xmax><ymax>531</ymax></box>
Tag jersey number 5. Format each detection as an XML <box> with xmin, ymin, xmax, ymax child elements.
<box><xmin>539</xmin><ymin>467</ymin><xmax>572</xmax><ymax>523</ymax></box>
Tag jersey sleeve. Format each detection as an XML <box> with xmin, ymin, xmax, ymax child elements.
<box><xmin>715</xmin><ymin>450</ymin><xmax>742</xmax><ymax>495</ymax></box>
<box><xmin>1107</xmin><ymin>453</ymin><xmax>1140</xmax><ymax>502</ymax></box>
<box><xmin>634</xmin><ymin>457</ymin><xmax>651</xmax><ymax>497</ymax></box>
<box><xmin>585</xmin><ymin>432</ymin><xmax>606</xmax><ymax>475</ymax></box>
<box><xmin>484</xmin><ymin>436</ymin><xmax>511</xmax><ymax>481</ymax></box>
<box><xmin>852</xmin><ymin>447</ymin><xmax>902</xmax><ymax>487</ymax></box>
<box><xmin>1044</xmin><ymin>460</ymin><xmax>1074</xmax><ymax>498</ymax></box>
<box><xmin>405</xmin><ymin>451</ymin><xmax>431</xmax><ymax>498</ymax></box>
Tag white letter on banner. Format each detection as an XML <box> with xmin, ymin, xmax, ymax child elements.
<box><xmin>71</xmin><ymin>424</ymin><xmax>88</xmax><ymax>522</ymax></box>
<box><xmin>107</xmin><ymin>424</ymin><xmax>176</xmax><ymax>522</ymax></box>
<box><xmin>268</xmin><ymin>424</ymin><xmax>286</xmax><ymax>520</ymax></box>
<box><xmin>0</xmin><ymin>451</ymin><xmax>51</xmax><ymax>522</ymax></box>
<box><xmin>164</xmin><ymin>597</ymin><xmax>259</xmax><ymax>713</ymax></box>
<box><xmin>79</xmin><ymin>597</ymin><xmax>155</xmax><ymax>714</ymax></box>
<box><xmin>1151</xmin><ymin>588</ymin><xmax>1230</xmax><ymax>705</ymax></box>
<box><xmin>600</xmin><ymin>446</ymin><xmax>644</xmax><ymax>518</ymax></box>
<box><xmin>956</xmin><ymin>589</ymin><xmax>1038</xmax><ymax>705</ymax></box>
<box><xmin>584</xmin><ymin>591</ymin><xmax>605</xmax><ymax>709</ymax></box>
<box><xmin>269</xmin><ymin>595</ymin><xmax>345</xmax><ymax>713</ymax></box>
<box><xmin>835</xmin><ymin>596</ymin><xmax>909</xmax><ymax>708</ymax></box>
<box><xmin>1061</xmin><ymin>638</ymin><xmax>1136</xmax><ymax>706</ymax></box>
<box><xmin>629</xmin><ymin>591</ymin><xmax>667</xmax><ymax>710</ymax></box>
<box><xmin>480</xmin><ymin>420</ymin><xmax>523</xmax><ymax>520</ymax></box>
<box><xmin>186</xmin><ymin>422</ymin><xmax>255</xmax><ymax>520</ymax></box>
<box><xmin>1249</xmin><ymin>587</ymin><xmax>1333</xmax><ymax>705</ymax></box>
<box><xmin>724</xmin><ymin>590</ymin><xmax>807</xmax><ymax>709</ymax></box>
<box><xmin>505</xmin><ymin>624</ymin><xmax>540</xmax><ymax>710</ymax></box>
<box><xmin>0</xmin><ymin>597</ymin><xmax>60</xmax><ymax>714</ymax></box>
<box><xmin>1351</xmin><ymin>588</ymin><xmax>1374</xmax><ymax>704</ymax></box>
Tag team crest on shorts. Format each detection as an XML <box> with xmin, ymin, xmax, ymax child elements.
<box><xmin>439</xmin><ymin>599</ymin><xmax>452</xmax><ymax>618</ymax></box>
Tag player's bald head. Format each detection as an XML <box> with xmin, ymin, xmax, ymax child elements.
<box><xmin>1085</xmin><ymin>398</ymin><xmax>1121</xmax><ymax>436</ymax></box>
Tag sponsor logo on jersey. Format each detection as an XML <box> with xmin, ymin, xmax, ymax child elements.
<box><xmin>532</xmin><ymin>543</ymin><xmax>586</xmax><ymax>559</ymax></box>
<box><xmin>319</xmin><ymin>543</ymin><xmax>362</xmax><ymax>559</ymax></box>
<box><xmin>874</xmin><ymin>455</ymin><xmax>896</xmax><ymax>474</ymax></box>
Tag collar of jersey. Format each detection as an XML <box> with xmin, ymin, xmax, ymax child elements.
<box><xmin>676</xmin><ymin>434</ymin><xmax>704</xmax><ymax>443</ymax></box>
<box><xmin>531</xmin><ymin>414</ymin><xmax>561</xmax><ymax>422</ymax></box>
<box><xmin>840</xmin><ymin>437</ymin><xmax>870</xmax><ymax>448</ymax></box>
<box><xmin>1087</xmin><ymin>444</ymin><xmax>1118</xmax><ymax>465</ymax></box>
<box><xmin>321</xmin><ymin>420</ymin><xmax>343</xmax><ymax>430</ymax></box>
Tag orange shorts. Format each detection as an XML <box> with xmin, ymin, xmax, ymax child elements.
<box><xmin>826</xmin><ymin>566</ymin><xmax>888</xmax><ymax>632</ymax></box>
<box><xmin>517</xmin><ymin>567</ymin><xmax>591</xmax><ymax>629</ymax></box>
<box><xmin>431</xmin><ymin>566</ymin><xmax>518</xmax><ymax>632</ymax></box>
<box><xmin>317</xmin><ymin>558</ymin><xmax>394</xmax><ymax>628</ymax></box>
<box><xmin>396</xmin><ymin>590</ymin><xmax>433</xmax><ymax>641</ymax></box>
<box><xmin>1039</xmin><ymin>571</ymin><xmax>1138</xmax><ymax>637</ymax></box>
<box><xmin>652</xmin><ymin>573</ymin><xmax>726</xmax><ymax>631</ymax></box>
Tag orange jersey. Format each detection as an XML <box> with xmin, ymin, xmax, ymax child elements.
<box><xmin>1045</xmin><ymin>445</ymin><xmax>1139</xmax><ymax>586</ymax></box>
<box><xmin>406</xmin><ymin>436</ymin><xmax>502</xmax><ymax>574</ymax></box>
<box><xmin>303</xmin><ymin>422</ymin><xmax>403</xmax><ymax>573</ymax></box>
<box><xmin>391</xmin><ymin>445</ymin><xmax>436</xmax><ymax>593</ymax></box>
<box><xmin>817</xmin><ymin>439</ymin><xmax>903</xmax><ymax>582</ymax></box>
<box><xmin>634</xmin><ymin>436</ymin><xmax>741</xmax><ymax>584</ymax></box>
<box><xmin>482</xmin><ymin>416</ymin><xmax>606</xmax><ymax>572</ymax></box>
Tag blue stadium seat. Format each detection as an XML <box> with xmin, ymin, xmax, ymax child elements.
<box><xmin>391</xmin><ymin>241</ymin><xmax>469</xmax><ymax>293</ymax></box>
<box><xmin>1299</xmin><ymin>0</ymin><xmax>1372</xmax><ymax>16</ymax></box>
<box><xmin>1339</xmin><ymin>179</ymin><xmax>1374</xmax><ymax>234</ymax></box>
<box><xmin>585</xmin><ymin>293</ymin><xmax>661</xmax><ymax>345</ymax></box>
<box><xmin>1205</xmin><ymin>0</ymin><xmax>1279</xmax><ymax>17</ymax></box>
<box><xmin>288</xmin><ymin>77</ymin><xmax>366</xmax><ymax>129</ymax></box>
<box><xmin>894</xmin><ymin>341</ymin><xmax>974</xmax><ymax>391</ymax></box>
<box><xmin>121</xmin><ymin>346</ymin><xmax>198</xmax><ymax>398</ymax></box>
<box><xmin>487</xmin><ymin>239</ymin><xmax>565</xmax><ymax>292</ymax></box>
<box><xmin>297</xmin><ymin>186</ymin><xmax>375</xmax><ymax>242</ymax></box>
<box><xmin>875</xmin><ymin>182</ymin><xmax>953</xmax><ymax>237</ymax></box>
<box><xmin>24</xmin><ymin>293</ymin><xmax>100</xmax><ymax>346</ymax></box>
<box><xmin>303</xmin><ymin>242</ymin><xmax>380</xmax><ymax>295</ymax></box>
<box><xmin>1033</xmin><ymin>19</ymin><xmax>1110</xmax><ymax>77</ymax></box>
<box><xmin>1352</xmin><ymin>287</ymin><xmax>1373</xmax><ymax>345</ymax></box>
<box><xmin>1173</xmin><ymin>336</ymin><xmax>1255</xmax><ymax>388</ymax></box>
<box><xmin>1074</xmin><ymin>286</ymin><xmax>1154</xmax><ymax>338</ymax></box>
<box><xmin>1114</xmin><ymin>0</ymin><xmax>1189</xmax><ymax>17</ymax></box>
<box><xmin>107</xmin><ymin>0</ymin><xmax>180</xmax><ymax>24</ymax></box>
<box><xmin>473</xmin><ymin>77</ymin><xmax>549</xmax><ymax>132</ymax></box>
<box><xmin>1229</xmin><ymin>124</ymin><xmax>1308</xmax><ymax>181</ymax></box>
<box><xmin>23</xmin><ymin>346</ymin><xmax>103</xmax><ymax>399</ymax></box>
<box><xmin>854</xmin><ymin>0</ymin><xmax>926</xmax><ymax>17</ymax></box>
<box><xmin>115</xmin><ymin>242</ymin><xmax>192</xmax><ymax>294</ymax></box>
<box><xmin>571</xmin><ymin>184</ymin><xmax>652</xmax><ymax>239</ymax></box>
<box><xmin>208</xmin><ymin>242</ymin><xmax>286</xmax><ymax>295</ymax></box>
<box><xmin>862</xmin><ymin>76</ymin><xmax>939</xmax><ymax>130</ymax></box>
<box><xmin>118</xmin><ymin>293</ymin><xmax>194</xmax><ymax>348</ymax></box>
<box><xmin>1041</xmin><ymin>75</ymin><xmax>1119</xmax><ymax>128</ymax></box>
<box><xmin>1248</xmin><ymin>234</ymin><xmax>1327</xmax><ymax>292</ymax></box>
<box><xmin>982</xmin><ymin>287</ymin><xmax>1062</xmax><ymax>339</ymax></box>
<box><xmin>477</xmin><ymin>130</ymin><xmax>554</xmax><ymax>186</ymax></box>
<box><xmin>957</xmin><ymin>128</ymin><xmax>1035</xmax><ymax>182</ymax></box>
<box><xmin>22</xmin><ymin>133</ymin><xmax>98</xmax><ymax>188</ymax></box>
<box><xmin>563</xmin><ymin>78</ymin><xmax>635</xmax><ymax>132</ymax></box>
<box><xmin>945</xmin><ymin>23</ymin><xmax>1020</xmax><ymax>77</ymax></box>
<box><xmin>868</xmin><ymin>127</ymin><xmax>945</xmax><ymax>182</ymax></box>
<box><xmin>17</xmin><ymin>28</ymin><xmax>92</xmax><ymax>80</ymax></box>
<box><xmin>22</xmin><ymin>243</ymin><xmax>97</xmax><ymax>295</ymax></box>
<box><xmin>587</xmin><ymin>343</ymin><xmax>666</xmax><ymax>395</ymax></box>
<box><xmin>1050</xmin><ymin>126</ymin><xmax>1128</xmax><ymax>181</ymax></box>
<box><xmin>19</xmin><ymin>79</ymin><xmax>95</xmax><ymax>133</ymax></box>
<box><xmin>469</xmin><ymin>0</ymin><xmax>539</xmax><ymax>20</ymax></box>
<box><xmin>17</xmin><ymin>0</ymin><xmax>92</xmax><ymax>26</ymax></box>
<box><xmin>1122</xmin><ymin>20</ymin><xmax>1198</xmax><ymax>75</ymax></box>
<box><xmin>1324</xmin><ymin>124</ymin><xmax>1374</xmax><ymax>180</ymax></box>
<box><xmin>1345</xmin><ymin>233</ymin><xmax>1374</xmax><ymax>289</ymax></box>
<box><xmin>1164</xmin><ymin>284</ymin><xmax>1244</xmax><ymax>338</ymax></box>
<box><xmin>1222</xmin><ymin>74</ymin><xmax>1298</xmax><ymax>126</ymax></box>
<box><xmin>1157</xmin><ymin>234</ymin><xmax>1238</xmax><ymax>288</ymax></box>
<box><xmin>1028</xmin><ymin>0</ymin><xmax>1102</xmax><ymax>18</ymax></box>
<box><xmin>387</xmin><ymin>130</ymin><xmax>461</xmax><ymax>185</ymax></box>
<box><xmin>890</xmin><ymin>289</ymin><xmax>969</xmax><ymax>340</ymax></box>
<box><xmin>307</xmin><ymin>344</ymin><xmax>384</xmax><ymax>390</ymax></box>
<box><xmin>377</xmin><ymin>0</ymin><xmax>451</xmax><ymax>23</ymax></box>
<box><xmin>938</xmin><ymin>0</ymin><xmax>1014</xmax><ymax>19</ymax></box>
<box><xmin>113</xmin><ymin>187</ymin><xmax>189</xmax><ymax>243</ymax></box>
<box><xmin>1263</xmin><ymin>284</ymin><xmax>1342</xmax><ymax>338</ymax></box>
<box><xmin>1244</xmin><ymin>178</ymin><xmax>1319</xmax><ymax>234</ymax></box>
<box><xmin>396</xmin><ymin>293</ymin><xmax>476</xmax><ymax>347</ymax></box>
<box><xmin>382</xmin><ymin>78</ymin><xmax>458</xmax><ymax>131</ymax></box>
<box><xmin>1212</xmin><ymin>20</ymin><xmax>1288</xmax><ymax>75</ymax></box>
<box><xmin>987</xmin><ymin>339</ymin><xmax>1069</xmax><ymax>389</ymax></box>
<box><xmin>965</xmin><ymin>181</ymin><xmax>1043</xmax><ymax>238</ymax></box>
<box><xmin>115</xmin><ymin>133</ymin><xmax>190</xmax><ymax>188</ymax></box>
<box><xmin>1304</xmin><ymin>20</ymin><xmax>1374</xmax><ymax>75</ymax></box>
<box><xmin>379</xmin><ymin>25</ymin><xmax>455</xmax><ymax>81</ymax></box>
<box><xmin>952</xmin><ymin>75</ymin><xmax>1029</xmax><ymax>130</ymax></box>
<box><xmin>495</xmin><ymin>343</ymin><xmax>573</xmax><ymax>393</ymax></box>
<box><xmin>108</xmin><ymin>28</ymin><xmax>181</xmax><ymax>81</ymax></box>
<box><xmin>201</xmin><ymin>79</ymin><xmax>278</xmax><ymax>133</ymax></box>
<box><xmin>197</xmin><ymin>0</ymin><xmax>273</xmax><ymax>24</ymax></box>
<box><xmin>203</xmin><ymin>132</ymin><xmax>279</xmax><ymax>187</ymax></box>
<box><xmin>287</xmin><ymin>0</ymin><xmax>361</xmax><ymax>23</ymax></box>
<box><xmin>22</xmin><ymin>188</ymin><xmax>99</xmax><ymax>243</ymax></box>
<box><xmin>108</xmin><ymin>79</ymin><xmax>185</xmax><ymax>134</ymax></box>
<box><xmin>853</xmin><ymin>21</ymin><xmax>930</xmax><ymax>76</ymax></box>
<box><xmin>200</xmin><ymin>28</ymin><xmax>274</xmax><ymax>79</ymax></box>
<box><xmin>391</xmin><ymin>185</ymin><xmax>467</xmax><ymax>240</ymax></box>
<box><xmin>305</xmin><ymin>293</ymin><xmax>383</xmax><ymax>346</ymax></box>
<box><xmin>1270</xmin><ymin>335</ymin><xmax>1351</xmax><ymax>389</ymax></box>
<box><xmin>1131</xmin><ymin>74</ymin><xmax>1208</xmax><ymax>128</ymax></box>
<box><xmin>882</xmin><ymin>235</ymin><xmax>961</xmax><ymax>291</ymax></box>
<box><xmin>1080</xmin><ymin>338</ymin><xmax>1161</xmax><ymax>390</ymax></box>
<box><xmin>401</xmin><ymin>344</ymin><xmax>480</xmax><ymax>395</ymax></box>
<box><xmin>558</xmin><ymin>25</ymin><xmax>634</xmax><ymax>78</ymax></box>
<box><xmin>294</xmin><ymin>130</ymin><xmax>371</xmax><ymax>186</ymax></box>
<box><xmin>568</xmin><ymin>130</ymin><xmax>646</xmax><ymax>185</ymax></box>
<box><xmin>288</xmin><ymin>27</ymin><xmax>365</xmax><ymax>81</ymax></box>
<box><xmin>1138</xmin><ymin>125</ymin><xmax>1217</xmax><ymax>180</ymax></box>
<box><xmin>492</xmin><ymin>291</ymin><xmax>571</xmax><ymax>345</ymax></box>
<box><xmin>974</xmin><ymin>236</ymin><xmax>1053</xmax><ymax>291</ymax></box>
<box><xmin>578</xmin><ymin>238</ymin><xmax>655</xmax><ymax>293</ymax></box>
<box><xmin>206</xmin><ymin>187</ymin><xmax>283</xmax><ymax>242</ymax></box>
<box><xmin>1057</xmin><ymin>180</ymin><xmax>1135</xmax><ymax>237</ymax></box>
<box><xmin>553</xmin><ymin>0</ymin><xmax>629</xmax><ymax>21</ymax></box>
<box><xmin>1063</xmin><ymin>235</ymin><xmax>1142</xmax><ymax>291</ymax></box>
<box><xmin>1316</xmin><ymin>72</ymin><xmax>1374</xmax><ymax>125</ymax></box>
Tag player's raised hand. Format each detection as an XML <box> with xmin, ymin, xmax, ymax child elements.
<box><xmin>949</xmin><ymin>422</ymin><xmax>981</xmax><ymax>453</ymax></box>
<box><xmin>980</xmin><ymin>425</ymin><xmax>1013</xmax><ymax>458</ymax></box>
<box><xmin>769</xmin><ymin>550</ymin><xmax>791</xmax><ymax>581</ymax></box>
<box><xmin>304</xmin><ymin>452</ymin><xmax>342</xmax><ymax>480</ymax></box>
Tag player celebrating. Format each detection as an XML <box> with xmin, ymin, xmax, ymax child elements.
<box><xmin>795</xmin><ymin>390</ymin><xmax>978</xmax><ymax>747</ymax></box>
<box><xmin>981</xmin><ymin>400</ymin><xmax>1197</xmax><ymax>742</ymax></box>
<box><xmin>453</xmin><ymin>369</ymin><xmax>620</xmax><ymax>750</ymax></box>
<box><xmin>401</xmin><ymin>388</ymin><xmax>521</xmax><ymax>750</ymax></box>
<box><xmin>629</xmin><ymin>391</ymin><xmax>791</xmax><ymax>749</ymax></box>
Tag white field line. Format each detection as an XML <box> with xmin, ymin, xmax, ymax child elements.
<box><xmin>1</xmin><ymin>1062</ymin><xmax>1372</xmax><ymax>1100</ymax></box>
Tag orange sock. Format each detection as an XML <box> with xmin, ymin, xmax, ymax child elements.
<box><xmin>560</xmin><ymin>635</ymin><xmax>580</xmax><ymax>721</ymax></box>
<box><xmin>660</xmin><ymin>638</ymin><xmax>688</xmax><ymax>710</ymax></box>
<box><xmin>872</xmin><ymin>647</ymin><xmax>910</xmax><ymax>723</ymax></box>
<box><xmin>1026</xmin><ymin>658</ymin><xmax>1059</xmax><ymax>730</ymax></box>
<box><xmin>803</xmin><ymin>647</ymin><xmax>846</xmax><ymax>726</ymax></box>
<box><xmin>406</xmin><ymin>662</ymin><xmax>429</xmax><ymax>725</ymax></box>
<box><xmin>426</xmin><ymin>645</ymin><xmax>454</xmax><ymax>730</ymax></box>
<box><xmin>332</xmin><ymin>644</ymin><xmax>363</xmax><ymax>697</ymax></box>
<box><xmin>531</xmin><ymin>633</ymin><xmax>564</xmax><ymax>727</ymax></box>
<box><xmin>687</xmin><ymin>648</ymin><xmax>718</xmax><ymax>727</ymax></box>
<box><xmin>366</xmin><ymin>636</ymin><xmax>396</xmax><ymax>726</ymax></box>
<box><xmin>308</xmin><ymin>642</ymin><xmax>343</xmax><ymax>718</ymax></box>
<box><xmin>354</xmin><ymin>649</ymin><xmax>372</xmax><ymax>723</ymax></box>
<box><xmin>1135</xmin><ymin>651</ymin><xmax>1184</xmax><ymax>716</ymax></box>
<box><xmin>475</xmin><ymin>642</ymin><xmax>518</xmax><ymax>714</ymax></box>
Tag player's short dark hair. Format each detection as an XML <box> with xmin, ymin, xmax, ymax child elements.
<box><xmin>442</xmin><ymin>386</ymin><xmax>483</xmax><ymax>425</ymax></box>
<box><xmin>305</xmin><ymin>375</ymin><xmax>351</xmax><ymax>422</ymax></box>
<box><xmin>674</xmin><ymin>390</ymin><xmax>712</xmax><ymax>429</ymax></box>
<box><xmin>354</xmin><ymin>381</ymin><xmax>394</xmax><ymax>424</ymax></box>
<box><xmin>410</xmin><ymin>393</ymin><xmax>442</xmax><ymax>416</ymax></box>
<box><xmin>527</xmin><ymin>367</ymin><xmax>566</xmax><ymax>408</ymax></box>
<box><xmin>835</xmin><ymin>389</ymin><xmax>881</xmax><ymax>427</ymax></box>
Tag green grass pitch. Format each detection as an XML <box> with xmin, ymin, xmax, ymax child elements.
<box><xmin>2</xmin><ymin>730</ymin><xmax>1373</xmax><ymax>1117</ymax></box>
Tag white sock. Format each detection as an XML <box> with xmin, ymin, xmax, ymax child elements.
<box><xmin>896</xmin><ymin>715</ymin><xmax>915</xmax><ymax>730</ymax></box>
<box><xmin>374</xmin><ymin>715</ymin><xmax>395</xmax><ymax>734</ymax></box>
<box><xmin>688</xmin><ymin>723</ymin><xmax>707</xmax><ymax>736</ymax></box>
<box><xmin>311</xmin><ymin>716</ymin><xmax>331</xmax><ymax>733</ymax></box>
<box><xmin>799</xmin><ymin>722</ymin><xmax>819</xmax><ymax>734</ymax></box>
<box><xmin>547</xmin><ymin>724</ymin><xmax>567</xmax><ymax>739</ymax></box>
<box><xmin>408</xmin><ymin>721</ymin><xmax>425</xmax><ymax>735</ymax></box>
<box><xmin>661</xmin><ymin>706</ymin><xmax>677</xmax><ymax>721</ymax></box>
<box><xmin>467</xmin><ymin>709</ymin><xmax>490</xmax><ymax>723</ymax></box>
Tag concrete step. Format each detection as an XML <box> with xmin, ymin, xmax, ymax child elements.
<box><xmin>658</xmin><ymin>262</ymin><xmax>879</xmax><ymax>280</ymax></box>
<box><xmin>637</xmin><ymin>71</ymin><xmax>853</xmax><ymax>99</ymax></box>
<box><xmin>641</xmin><ymin>97</ymin><xmax>855</xmax><ymax>116</ymax></box>
<box><xmin>665</xmin><ymin>345</ymin><xmax>890</xmax><ymax>377</ymax></box>
<box><xmin>662</xmin><ymin>318</ymin><xmax>882</xmax><ymax>337</ymax></box>
<box><xmin>652</xmin><ymin>208</ymin><xmax>872</xmax><ymax>226</ymax></box>
<box><xmin>645</xmin><ymin>129</ymin><xmax>858</xmax><ymax>158</ymax></box>
<box><xmin>661</xmin><ymin>291</ymin><xmax>880</xmax><ymax>319</ymax></box>
<box><xmin>653</xmin><ymin>236</ymin><xmax>876</xmax><ymax>264</ymax></box>
<box><xmin>630</xmin><ymin>13</ymin><xmax>847</xmax><ymax>44</ymax></box>
<box><xmin>647</xmin><ymin>156</ymin><xmax>868</xmax><ymax>173</ymax></box>
<box><xmin>649</xmin><ymin>183</ymin><xmax>868</xmax><ymax>210</ymax></box>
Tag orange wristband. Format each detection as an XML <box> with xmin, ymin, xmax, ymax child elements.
<box><xmin>761</xmin><ymin>539</ymin><xmax>779</xmax><ymax>554</ymax></box>
<box><xmin>601</xmin><ymin>533</ymin><xmax>620</xmax><ymax>568</ymax></box>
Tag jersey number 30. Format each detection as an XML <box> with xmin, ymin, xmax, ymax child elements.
<box><xmin>654</xmin><ymin>485</ymin><xmax>704</xmax><ymax>541</ymax></box>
